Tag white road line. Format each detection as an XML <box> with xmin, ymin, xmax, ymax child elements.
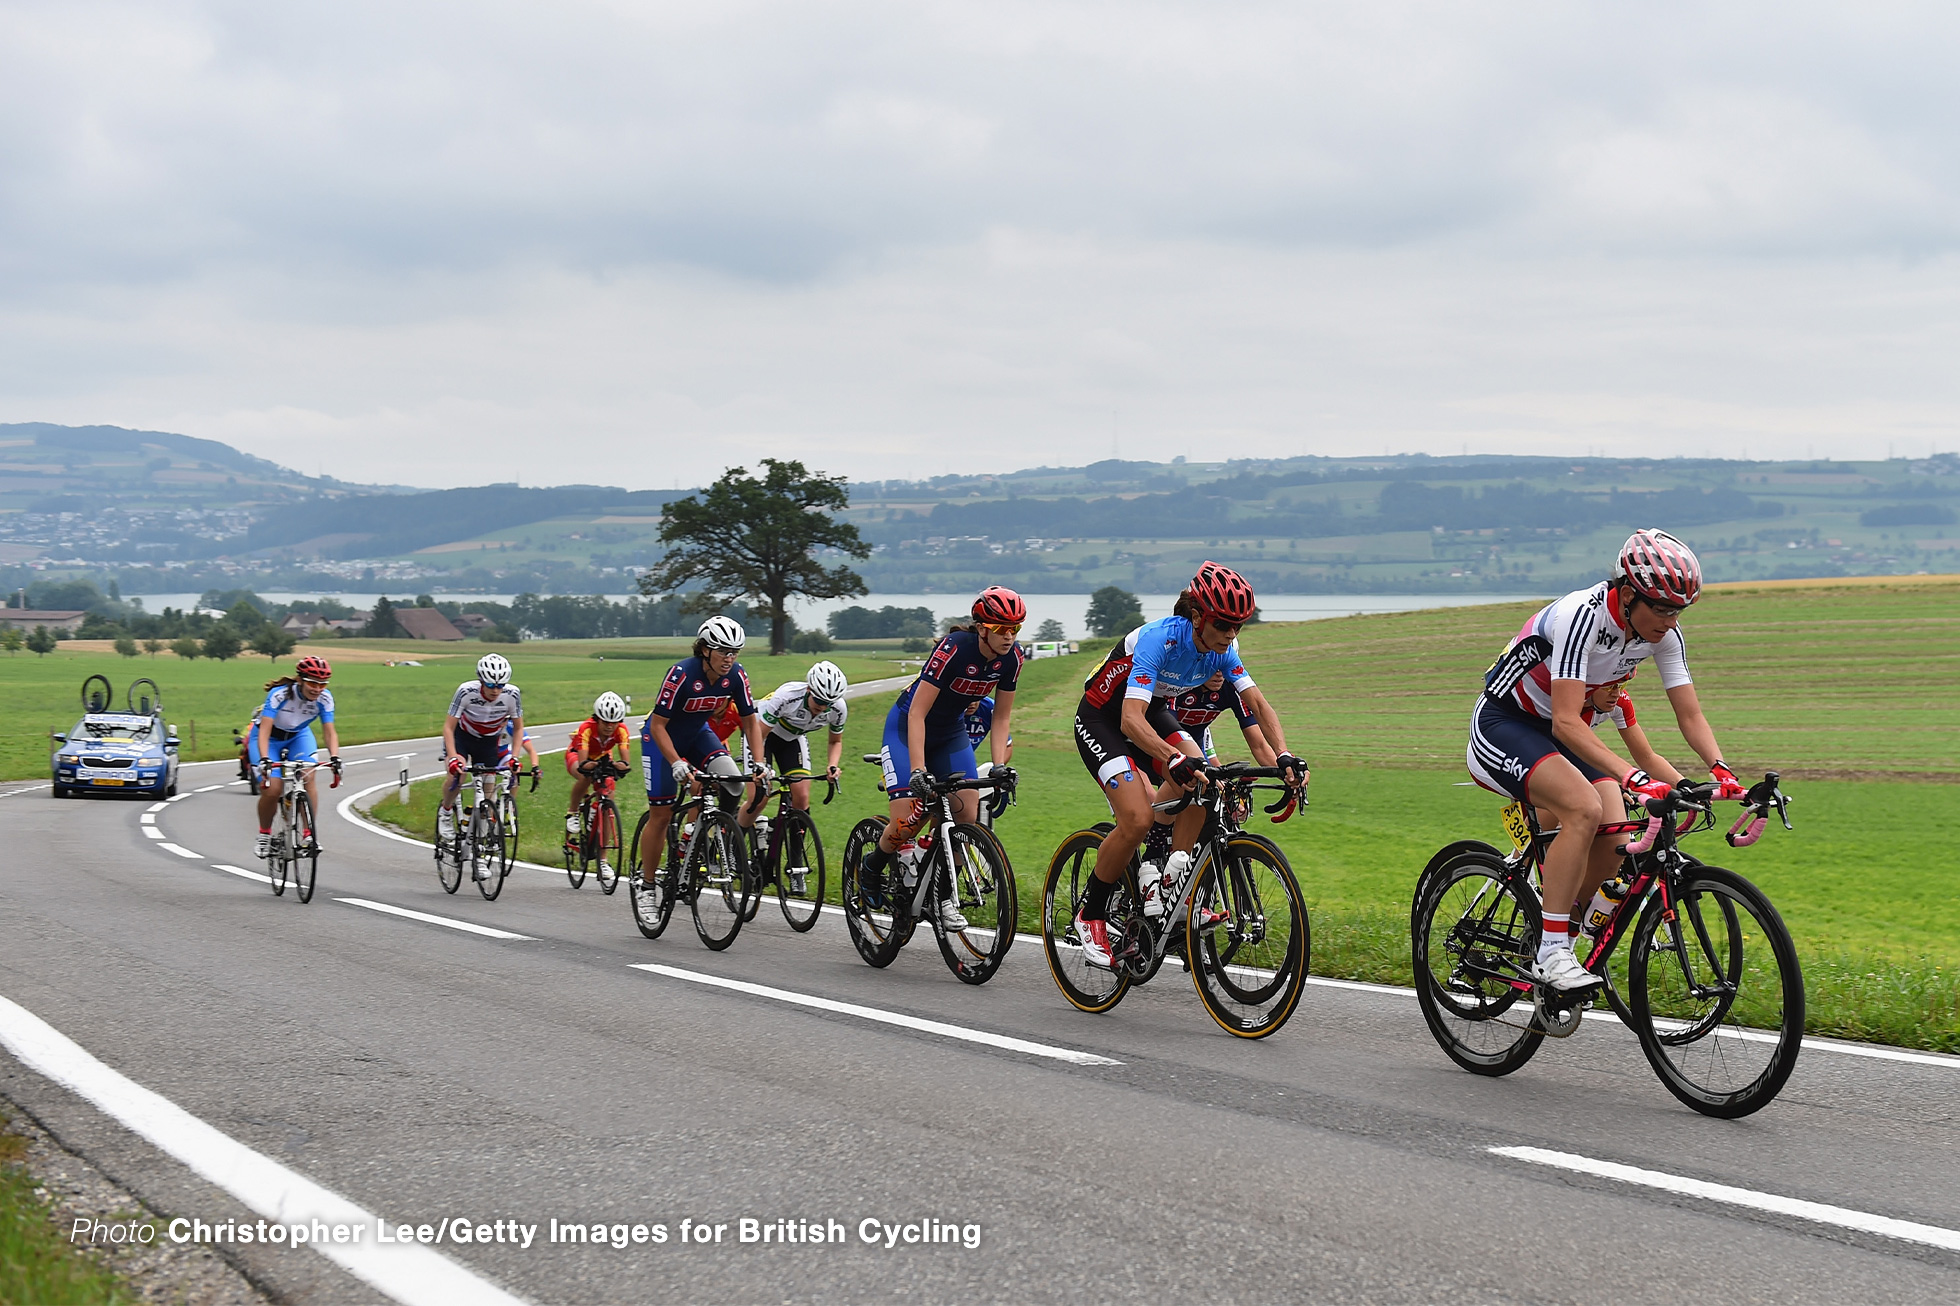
<box><xmin>147</xmin><ymin>801</ymin><xmax>169</xmax><ymax>813</ymax></box>
<box><xmin>632</xmin><ymin>963</ymin><xmax>1122</xmax><ymax>1067</ymax></box>
<box><xmin>166</xmin><ymin>792</ymin><xmax>189</xmax><ymax>802</ymax></box>
<box><xmin>336</xmin><ymin>898</ymin><xmax>536</xmax><ymax>941</ymax></box>
<box><xmin>1492</xmin><ymin>1146</ymin><xmax>1960</xmax><ymax>1253</ymax></box>
<box><xmin>195</xmin><ymin>783</ymin><xmax>228</xmax><ymax>793</ymax></box>
<box><xmin>0</xmin><ymin>994</ymin><xmax>530</xmax><ymax>1306</ymax></box>
<box><xmin>212</xmin><ymin>863</ymin><xmax>274</xmax><ymax>885</ymax></box>
<box><xmin>334</xmin><ymin>775</ymin><xmax>567</xmax><ymax>879</ymax></box>
<box><xmin>140</xmin><ymin>813</ymin><xmax>157</xmax><ymax>825</ymax></box>
<box><xmin>347</xmin><ymin>757</ymin><xmax>378</xmax><ymax>765</ymax></box>
<box><xmin>142</xmin><ymin>826</ymin><xmax>165</xmax><ymax>839</ymax></box>
<box><xmin>160</xmin><ymin>843</ymin><xmax>202</xmax><ymax>859</ymax></box>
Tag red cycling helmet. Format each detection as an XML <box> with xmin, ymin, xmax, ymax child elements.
<box><xmin>972</xmin><ymin>586</ymin><xmax>1027</xmax><ymax>625</ymax></box>
<box><xmin>1186</xmin><ymin>561</ymin><xmax>1256</xmax><ymax>624</ymax></box>
<box><xmin>295</xmin><ymin>655</ymin><xmax>333</xmax><ymax>683</ymax></box>
<box><xmin>1614</xmin><ymin>529</ymin><xmax>1702</xmax><ymax>608</ymax></box>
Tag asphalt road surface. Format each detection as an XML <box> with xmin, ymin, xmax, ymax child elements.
<box><xmin>2</xmin><ymin>728</ymin><xmax>1956</xmax><ymax>1304</ymax></box>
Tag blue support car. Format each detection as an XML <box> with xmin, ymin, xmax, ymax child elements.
<box><xmin>51</xmin><ymin>675</ymin><xmax>181</xmax><ymax>799</ymax></box>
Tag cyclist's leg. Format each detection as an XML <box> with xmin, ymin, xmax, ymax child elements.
<box><xmin>873</xmin><ymin>705</ymin><xmax>927</xmax><ymax>863</ymax></box>
<box><xmin>932</xmin><ymin>732</ymin><xmax>980</xmax><ymax>825</ymax></box>
<box><xmin>254</xmin><ymin>751</ymin><xmax>282</xmax><ymax>831</ymax></box>
<box><xmin>772</xmin><ymin>735</ymin><xmax>813</xmax><ymax>811</ymax></box>
<box><xmin>1154</xmin><ymin>710</ymin><xmax>1207</xmax><ymax>855</ymax></box>
<box><xmin>1573</xmin><ymin>777</ymin><xmax>1631</xmax><ymax>916</ymax></box>
<box><xmin>1074</xmin><ymin>700</ymin><xmax>1152</xmax><ymax>902</ymax></box>
<box><xmin>566</xmin><ymin>775</ymin><xmax>591</xmax><ymax>835</ymax></box>
<box><xmin>298</xmin><ymin>733</ymin><xmax>321</xmax><ymax>819</ymax></box>
<box><xmin>639</xmin><ymin>746</ymin><xmax>680</xmax><ymax>876</ymax></box>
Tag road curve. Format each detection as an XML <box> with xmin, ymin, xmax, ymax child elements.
<box><xmin>2</xmin><ymin>726</ymin><xmax>1957</xmax><ymax>1303</ymax></box>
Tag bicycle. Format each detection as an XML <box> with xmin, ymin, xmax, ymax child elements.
<box><xmin>738</xmin><ymin>769</ymin><xmax>836</xmax><ymax>932</ymax></box>
<box><xmin>1412</xmin><ymin>773</ymin><xmax>1802</xmax><ymax>1118</ymax></box>
<box><xmin>626</xmin><ymin>771</ymin><xmax>755</xmax><ymax>950</ymax></box>
<box><xmin>260</xmin><ymin>756</ymin><xmax>336</xmax><ymax>904</ymax></box>
<box><xmin>565</xmin><ymin>757</ymin><xmax>628</xmax><ymax>894</ymax></box>
<box><xmin>434</xmin><ymin>763</ymin><xmax>516</xmax><ymax>901</ymax></box>
<box><xmin>838</xmin><ymin>754</ymin><xmax>1018</xmax><ymax>985</ymax></box>
<box><xmin>1043</xmin><ymin>762</ymin><xmax>1310</xmax><ymax>1038</ymax></box>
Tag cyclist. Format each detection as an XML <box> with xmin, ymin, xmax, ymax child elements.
<box><xmin>746</xmin><ymin>660</ymin><xmax>850</xmax><ymax>809</ymax></box>
<box><xmin>440</xmin><ymin>653</ymin><xmax>525</xmax><ymax>874</ymax></box>
<box><xmin>253</xmin><ymin>656</ymin><xmax>342</xmax><ymax>856</ymax></box>
<box><xmin>1467</xmin><ymin>528</ymin><xmax>1744</xmax><ymax>992</ymax></box>
<box><xmin>965</xmin><ymin>695</ymin><xmax>1015</xmax><ymax>825</ymax></box>
<box><xmin>1070</xmin><ymin>562</ymin><xmax>1306</xmax><ymax>963</ymax></box>
<box><xmin>863</xmin><ymin>588</ymin><xmax>1025</xmax><ymax>930</ymax></box>
<box><xmin>565</xmin><ymin>691</ymin><xmax>631</xmax><ymax>875</ymax></box>
<box><xmin>506</xmin><ymin>718</ymin><xmax>542</xmax><ymax>788</ymax></box>
<box><xmin>636</xmin><ymin>617</ymin><xmax>767</xmax><ymax>888</ymax></box>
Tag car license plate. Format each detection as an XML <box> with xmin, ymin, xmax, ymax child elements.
<box><xmin>90</xmin><ymin>777</ymin><xmax>127</xmax><ymax>786</ymax></box>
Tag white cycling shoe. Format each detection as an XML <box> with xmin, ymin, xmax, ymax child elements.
<box><xmin>935</xmin><ymin>897</ymin><xmax>969</xmax><ymax>932</ymax></box>
<box><xmin>254</xmin><ymin>833</ymin><xmax>272</xmax><ymax>858</ymax></box>
<box><xmin>437</xmin><ymin>809</ymin><xmax>457</xmax><ymax>842</ymax></box>
<box><xmin>1531</xmin><ymin>948</ymin><xmax>1601</xmax><ymax>992</ymax></box>
<box><xmin>565</xmin><ymin>814</ymin><xmax>582</xmax><ymax>836</ymax></box>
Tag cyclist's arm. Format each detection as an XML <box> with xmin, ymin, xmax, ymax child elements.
<box><xmin>320</xmin><ymin>721</ymin><xmax>340</xmax><ymax>758</ymax></box>
<box><xmin>1616</xmin><ymin>720</ymin><xmax>1679</xmax><ymax>785</ymax></box>
<box><xmin>1236</xmin><ymin>685</ymin><xmax>1291</xmax><ymax>759</ymax></box>
<box><xmin>441</xmin><ymin>713</ymin><xmax>459</xmax><ymax>760</ymax></box>
<box><xmin>739</xmin><ymin>709</ymin><xmax>767</xmax><ymax>769</ymax></box>
<box><xmin>1239</xmin><ymin>720</ymin><xmax>1278</xmax><ymax>767</ymax></box>
<box><xmin>988</xmin><ymin>689</ymin><xmax>1015</xmax><ymax>768</ymax></box>
<box><xmin>645</xmin><ymin>714</ymin><xmax>680</xmax><ymax>765</ymax></box>
<box><xmin>1549</xmin><ymin>680</ymin><xmax>1630</xmax><ymax>779</ymax></box>
<box><xmin>1118</xmin><ymin>695</ymin><xmax>1182</xmax><ymax>765</ymax></box>
<box><xmin>1664</xmin><ymin>682</ymin><xmax>1728</xmax><ymax>772</ymax></box>
<box><xmin>825</xmin><ymin>728</ymin><xmax>845</xmax><ymax>778</ymax></box>
<box><xmin>508</xmin><ymin>716</ymin><xmax>525</xmax><ymax>765</ymax></box>
<box><xmin>906</xmin><ymin>681</ymin><xmax>941</xmax><ymax>774</ymax></box>
<box><xmin>256</xmin><ymin>713</ymin><xmax>275</xmax><ymax>762</ymax></box>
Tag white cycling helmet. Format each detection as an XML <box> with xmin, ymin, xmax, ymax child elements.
<box><xmin>697</xmin><ymin>615</ymin><xmax>746</xmax><ymax>651</ymax></box>
<box><xmin>593</xmin><ymin>691</ymin><xmax>626</xmax><ymax>723</ymax></box>
<box><xmin>805</xmin><ymin>660</ymin><xmax>848</xmax><ymax>702</ymax></box>
<box><xmin>475</xmin><ymin>653</ymin><xmax>511</xmax><ymax>686</ymax></box>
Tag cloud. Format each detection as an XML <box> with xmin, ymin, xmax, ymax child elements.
<box><xmin>2</xmin><ymin>1</ymin><xmax>1958</xmax><ymax>483</ymax></box>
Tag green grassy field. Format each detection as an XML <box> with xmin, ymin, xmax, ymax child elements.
<box><xmin>367</xmin><ymin>579</ymin><xmax>1960</xmax><ymax>1050</ymax></box>
<box><xmin>0</xmin><ymin>1111</ymin><xmax>135</xmax><ymax>1305</ymax></box>
<box><xmin>0</xmin><ymin>639</ymin><xmax>915</xmax><ymax>782</ymax></box>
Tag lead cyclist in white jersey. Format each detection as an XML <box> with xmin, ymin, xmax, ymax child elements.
<box><xmin>743</xmin><ymin>660</ymin><xmax>850</xmax><ymax>811</ymax></box>
<box><xmin>440</xmin><ymin>654</ymin><xmax>525</xmax><ymax>856</ymax></box>
<box><xmin>1467</xmin><ymin>529</ymin><xmax>1748</xmax><ymax>992</ymax></box>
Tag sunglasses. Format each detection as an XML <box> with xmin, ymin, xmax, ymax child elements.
<box><xmin>1206</xmin><ymin>619</ymin><xmax>1243</xmax><ymax>635</ymax></box>
<box><xmin>979</xmin><ymin>621</ymin><xmax>1022</xmax><ymax>638</ymax></box>
<box><xmin>1637</xmin><ymin>597</ymin><xmax>1685</xmax><ymax>620</ymax></box>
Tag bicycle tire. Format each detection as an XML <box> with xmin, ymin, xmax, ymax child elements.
<box><xmin>436</xmin><ymin>812</ymin><xmax>462</xmax><ymax>894</ymax></box>
<box><xmin>499</xmin><ymin>791</ymin><xmax>520</xmax><ymax>878</ymax></box>
<box><xmin>475</xmin><ymin>807</ymin><xmax>506</xmax><ymax>901</ymax></box>
<box><xmin>1412</xmin><ymin>848</ymin><xmax>1544</xmax><ymax>1076</ymax></box>
<box><xmin>935</xmin><ymin>823</ymin><xmax>1016</xmax><ymax>985</ymax></box>
<box><xmin>687</xmin><ymin>809</ymin><xmax>751</xmax><ymax>950</ymax></box>
<box><xmin>627</xmin><ymin>808</ymin><xmax>678</xmax><ymax>939</ymax></box>
<box><xmin>1187</xmin><ymin>836</ymin><xmax>1309</xmax><ymax>1038</ymax></box>
<box><xmin>740</xmin><ymin>819</ymin><xmax>766</xmax><ymax>924</ymax></box>
<box><xmin>1628</xmin><ymin>865</ymin><xmax>1803</xmax><ymax>1118</ymax></box>
<box><xmin>267</xmin><ymin>807</ymin><xmax>288</xmax><ymax>897</ymax></box>
<box><xmin>565</xmin><ymin>804</ymin><xmax>588</xmax><ymax>889</ymax></box>
<box><xmin>776</xmin><ymin>807</ymin><xmax>825</xmax><ymax>932</ymax></box>
<box><xmin>1041</xmin><ymin>828</ymin><xmax>1131</xmax><ymax>1014</ymax></box>
<box><xmin>842</xmin><ymin>816</ymin><xmax>904</xmax><ymax>968</ymax></box>
<box><xmin>595</xmin><ymin>798</ymin><xmax>621</xmax><ymax>894</ymax></box>
<box><xmin>291</xmin><ymin>792</ymin><xmax>318</xmax><ymax>904</ymax></box>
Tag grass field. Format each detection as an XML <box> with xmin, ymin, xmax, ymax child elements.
<box><xmin>366</xmin><ymin>577</ymin><xmax>1960</xmax><ymax>1051</ymax></box>
<box><xmin>0</xmin><ymin>1110</ymin><xmax>134</xmax><ymax>1305</ymax></box>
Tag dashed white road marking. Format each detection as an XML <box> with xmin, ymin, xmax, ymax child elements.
<box><xmin>143</xmin><ymin>826</ymin><xmax>165</xmax><ymax>840</ymax></box>
<box><xmin>1492</xmin><ymin>1146</ymin><xmax>1960</xmax><ymax>1253</ymax></box>
<box><xmin>212</xmin><ymin>863</ymin><xmax>274</xmax><ymax>885</ymax></box>
<box><xmin>0</xmin><ymin>994</ymin><xmax>531</xmax><ymax>1306</ymax></box>
<box><xmin>140</xmin><ymin>813</ymin><xmax>157</xmax><ymax>825</ymax></box>
<box><xmin>632</xmin><ymin>963</ymin><xmax>1122</xmax><ymax>1067</ymax></box>
<box><xmin>336</xmin><ymin>898</ymin><xmax>536</xmax><ymax>941</ymax></box>
<box><xmin>195</xmin><ymin>783</ymin><xmax>228</xmax><ymax>793</ymax></box>
<box><xmin>159</xmin><ymin>843</ymin><xmax>202</xmax><ymax>859</ymax></box>
<box><xmin>147</xmin><ymin>801</ymin><xmax>170</xmax><ymax>813</ymax></box>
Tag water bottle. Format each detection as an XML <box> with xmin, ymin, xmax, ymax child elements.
<box><xmin>897</xmin><ymin>841</ymin><xmax>924</xmax><ymax>888</ymax></box>
<box><xmin>1582</xmin><ymin>875</ymin><xmax>1630</xmax><ymax>938</ymax></box>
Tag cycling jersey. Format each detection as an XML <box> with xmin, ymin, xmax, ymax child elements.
<box><xmin>756</xmin><ymin>682</ymin><xmax>848</xmax><ymax>740</ymax></box>
<box><xmin>708</xmin><ymin>700</ymin><xmax>742</xmax><ymax>743</ymax></box>
<box><xmin>569</xmin><ymin>718</ymin><xmax>630</xmax><ymax>760</ymax></box>
<box><xmin>963</xmin><ymin>696</ymin><xmax>995</xmax><ymax>748</ymax></box>
<box><xmin>1081</xmin><ymin>617</ymin><xmax>1254</xmax><ymax>709</ymax></box>
<box><xmin>1583</xmin><ymin>691</ymin><xmax>1636</xmax><ymax>731</ymax></box>
<box><xmin>1167</xmin><ymin>680</ymin><xmax>1258</xmax><ymax>732</ymax></box>
<box><xmin>1483</xmin><ymin>582</ymin><xmax>1689</xmax><ymax>720</ymax></box>
<box><xmin>448</xmin><ymin>680</ymin><xmax>523</xmax><ymax>737</ymax></box>
<box><xmin>653</xmin><ymin>657</ymin><xmax>755</xmax><ymax>734</ymax></box>
<box><xmin>262</xmin><ymin>684</ymin><xmax>334</xmax><ymax>736</ymax></box>
<box><xmin>894</xmin><ymin>630</ymin><xmax>1024</xmax><ymax>731</ymax></box>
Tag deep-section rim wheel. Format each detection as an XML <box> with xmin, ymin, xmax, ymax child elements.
<box><xmin>776</xmin><ymin>807</ymin><xmax>826</xmax><ymax>932</ymax></box>
<box><xmin>841</xmin><ymin>816</ymin><xmax>903</xmax><ymax>967</ymax></box>
<box><xmin>475</xmin><ymin>807</ymin><xmax>506</xmax><ymax>901</ymax></box>
<box><xmin>1187</xmin><ymin>836</ymin><xmax>1309</xmax><ymax>1038</ymax></box>
<box><xmin>687</xmin><ymin>810</ymin><xmax>750</xmax><ymax>950</ymax></box>
<box><xmin>291</xmin><ymin>792</ymin><xmax>318</xmax><ymax>904</ymax></box>
<box><xmin>1041</xmin><ymin>828</ymin><xmax>1130</xmax><ymax>1014</ymax></box>
<box><xmin>935</xmin><ymin>823</ymin><xmax>1016</xmax><ymax>985</ymax></box>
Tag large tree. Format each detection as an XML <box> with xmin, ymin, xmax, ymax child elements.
<box><xmin>1086</xmin><ymin>586</ymin><xmax>1145</xmax><ymax>638</ymax></box>
<box><xmin>640</xmin><ymin>460</ymin><xmax>870</xmax><ymax>655</ymax></box>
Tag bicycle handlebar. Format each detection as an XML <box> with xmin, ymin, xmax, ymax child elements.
<box><xmin>1618</xmin><ymin>772</ymin><xmax>1792</xmax><ymax>855</ymax></box>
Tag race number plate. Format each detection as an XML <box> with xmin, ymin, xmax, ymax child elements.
<box><xmin>90</xmin><ymin>777</ymin><xmax>127</xmax><ymax>786</ymax></box>
<box><xmin>1501</xmin><ymin>801</ymin><xmax>1531</xmax><ymax>851</ymax></box>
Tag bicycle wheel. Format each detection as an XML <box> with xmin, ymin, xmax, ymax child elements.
<box><xmin>777</xmin><ymin>807</ymin><xmax>826</xmax><ymax>932</ymax></box>
<box><xmin>740</xmin><ymin>821</ymin><xmax>766</xmax><ymax>924</ymax></box>
<box><xmin>1042</xmin><ymin>829</ymin><xmax>1131</xmax><ymax>1014</ymax></box>
<box><xmin>1412</xmin><ymin>849</ymin><xmax>1544</xmax><ymax>1076</ymax></box>
<box><xmin>291</xmin><ymin>793</ymin><xmax>318</xmax><ymax>904</ymax></box>
<box><xmin>500</xmin><ymin>793</ymin><xmax>520</xmax><ymax>877</ymax></box>
<box><xmin>841</xmin><ymin>817</ymin><xmax>904</xmax><ymax>968</ymax></box>
<box><xmin>627</xmin><ymin>809</ymin><xmax>677</xmax><ymax>939</ymax></box>
<box><xmin>565</xmin><ymin>804</ymin><xmax>588</xmax><ymax>888</ymax></box>
<box><xmin>594</xmin><ymin>799</ymin><xmax>622</xmax><ymax>895</ymax></box>
<box><xmin>934</xmin><ymin>823</ymin><xmax>1016</xmax><ymax>985</ymax></box>
<box><xmin>267</xmin><ymin>809</ymin><xmax>288</xmax><ymax>897</ymax></box>
<box><xmin>1186</xmin><ymin>836</ymin><xmax>1309</xmax><ymax>1038</ymax></box>
<box><xmin>475</xmin><ymin>807</ymin><xmax>506</xmax><ymax>901</ymax></box>
<box><xmin>687</xmin><ymin>811</ymin><xmax>751</xmax><ymax>950</ymax></box>
<box><xmin>1628</xmin><ymin>866</ymin><xmax>1803</xmax><ymax>1118</ymax></box>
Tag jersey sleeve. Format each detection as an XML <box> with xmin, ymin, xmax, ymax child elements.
<box><xmin>1222</xmin><ymin>642</ymin><xmax>1255</xmax><ymax>694</ymax></box>
<box><xmin>997</xmin><ymin>644</ymin><xmax>1025</xmax><ymax>694</ymax></box>
<box><xmin>317</xmin><ymin>690</ymin><xmax>335</xmax><ymax>724</ymax></box>
<box><xmin>505</xmin><ymin>685</ymin><xmax>522</xmax><ymax>718</ymax></box>
<box><xmin>1226</xmin><ymin>684</ymin><xmax>1258</xmax><ymax>729</ymax></box>
<box><xmin>828</xmin><ymin>700</ymin><xmax>848</xmax><ymax>733</ymax></box>
<box><xmin>1611</xmin><ymin>693</ymin><xmax>1637</xmax><ymax>729</ymax></box>
<box><xmin>732</xmin><ymin>665</ymin><xmax>756</xmax><ymax>715</ymax></box>
<box><xmin>263</xmin><ymin>687</ymin><xmax>285</xmax><ymax>716</ymax></box>
<box><xmin>1545</xmin><ymin>591</ymin><xmax>1601</xmax><ymax>683</ymax></box>
<box><xmin>1652</xmin><ymin>630</ymin><xmax>1692</xmax><ymax>689</ymax></box>
<box><xmin>1124</xmin><ymin>631</ymin><xmax>1165</xmax><ymax>702</ymax></box>
<box><xmin>447</xmin><ymin>682</ymin><xmax>472</xmax><ymax>717</ymax></box>
<box><xmin>652</xmin><ymin>663</ymin><xmax>688</xmax><ymax>718</ymax></box>
<box><xmin>920</xmin><ymin>634</ymin><xmax>964</xmax><ymax>688</ymax></box>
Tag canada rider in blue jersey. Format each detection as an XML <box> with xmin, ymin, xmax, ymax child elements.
<box><xmin>862</xmin><ymin>588</ymin><xmax>1024</xmax><ymax>929</ymax></box>
<box><xmin>1069</xmin><ymin>563</ymin><xmax>1307</xmax><ymax>965</ymax></box>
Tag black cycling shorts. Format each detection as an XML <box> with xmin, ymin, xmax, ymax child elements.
<box><xmin>1074</xmin><ymin>694</ymin><xmax>1185</xmax><ymax>789</ymax></box>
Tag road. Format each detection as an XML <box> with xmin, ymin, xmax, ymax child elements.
<box><xmin>2</xmin><ymin>726</ymin><xmax>1956</xmax><ymax>1304</ymax></box>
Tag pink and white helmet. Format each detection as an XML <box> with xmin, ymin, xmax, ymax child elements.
<box><xmin>1614</xmin><ymin>529</ymin><xmax>1702</xmax><ymax>607</ymax></box>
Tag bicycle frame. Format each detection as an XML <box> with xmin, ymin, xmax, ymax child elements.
<box><xmin>263</xmin><ymin>759</ymin><xmax>317</xmax><ymax>842</ymax></box>
<box><xmin>742</xmin><ymin>771</ymin><xmax>837</xmax><ymax>884</ymax></box>
<box><xmin>885</xmin><ymin>774</ymin><xmax>1006</xmax><ymax>935</ymax></box>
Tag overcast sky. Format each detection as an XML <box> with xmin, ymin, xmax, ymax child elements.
<box><xmin>3</xmin><ymin>1</ymin><xmax>1956</xmax><ymax>489</ymax></box>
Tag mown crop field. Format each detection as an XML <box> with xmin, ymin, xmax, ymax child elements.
<box><xmin>361</xmin><ymin>578</ymin><xmax>1960</xmax><ymax>1051</ymax></box>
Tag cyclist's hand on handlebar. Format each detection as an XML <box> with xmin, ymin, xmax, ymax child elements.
<box><xmin>825</xmin><ymin>764</ymin><xmax>841</xmax><ymax>783</ymax></box>
<box><xmin>528</xmin><ymin>766</ymin><xmax>541</xmax><ymax>793</ymax></box>
<box><xmin>446</xmin><ymin>755</ymin><xmax>465</xmax><ymax>777</ymax></box>
<box><xmin>1276</xmin><ymin>752</ymin><xmax>1308</xmax><ymax>788</ymax></box>
<box><xmin>671</xmin><ymin>759</ymin><xmax>692</xmax><ymax>787</ymax></box>
<box><xmin>1621</xmin><ymin>767</ymin><xmax>1673</xmax><ymax>803</ymax></box>
<box><xmin>329</xmin><ymin>756</ymin><xmax>343</xmax><ymax>789</ymax></box>
<box><xmin>909</xmin><ymin>767</ymin><xmax>934</xmax><ymax>797</ymax></box>
<box><xmin>1166</xmin><ymin>753</ymin><xmax>1205</xmax><ymax>790</ymax></box>
<box><xmin>1709</xmin><ymin>760</ymin><xmax>1747</xmax><ymax>801</ymax></box>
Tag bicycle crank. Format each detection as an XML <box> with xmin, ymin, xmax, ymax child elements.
<box><xmin>1530</xmin><ymin>988</ymin><xmax>1586</xmax><ymax>1039</ymax></box>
